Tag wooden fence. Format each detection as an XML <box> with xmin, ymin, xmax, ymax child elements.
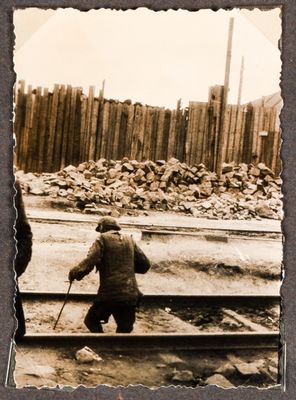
<box><xmin>14</xmin><ymin>81</ymin><xmax>281</xmax><ymax>175</ymax></box>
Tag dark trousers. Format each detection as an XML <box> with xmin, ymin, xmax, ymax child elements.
<box><xmin>15</xmin><ymin>286</ymin><xmax>26</xmax><ymax>341</ymax></box>
<box><xmin>84</xmin><ymin>301</ymin><xmax>136</xmax><ymax>333</ymax></box>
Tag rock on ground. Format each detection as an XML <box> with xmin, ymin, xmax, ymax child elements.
<box><xmin>205</xmin><ymin>373</ymin><xmax>233</xmax><ymax>388</ymax></box>
<box><xmin>16</xmin><ymin>158</ymin><xmax>282</xmax><ymax>221</ymax></box>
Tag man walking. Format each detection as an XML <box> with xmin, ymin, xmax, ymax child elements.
<box><xmin>68</xmin><ymin>217</ymin><xmax>150</xmax><ymax>333</ymax></box>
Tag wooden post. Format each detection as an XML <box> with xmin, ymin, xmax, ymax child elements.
<box><xmin>23</xmin><ymin>85</ymin><xmax>33</xmax><ymax>172</ymax></box>
<box><xmin>37</xmin><ymin>87</ymin><xmax>49</xmax><ymax>172</ymax></box>
<box><xmin>53</xmin><ymin>85</ymin><xmax>66</xmax><ymax>171</ymax></box>
<box><xmin>46</xmin><ymin>84</ymin><xmax>59</xmax><ymax>171</ymax></box>
<box><xmin>207</xmin><ymin>86</ymin><xmax>223</xmax><ymax>171</ymax></box>
<box><xmin>29</xmin><ymin>86</ymin><xmax>42</xmax><ymax>172</ymax></box>
<box><xmin>100</xmin><ymin>101</ymin><xmax>110</xmax><ymax>159</ymax></box>
<box><xmin>117</xmin><ymin>103</ymin><xmax>129</xmax><ymax>160</ymax></box>
<box><xmin>60</xmin><ymin>85</ymin><xmax>72</xmax><ymax>169</ymax></box>
<box><xmin>14</xmin><ymin>80</ymin><xmax>26</xmax><ymax>165</ymax></box>
<box><xmin>217</xmin><ymin>17</ymin><xmax>234</xmax><ymax>176</ymax></box>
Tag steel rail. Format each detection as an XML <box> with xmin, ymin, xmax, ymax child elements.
<box><xmin>141</xmin><ymin>229</ymin><xmax>281</xmax><ymax>242</ymax></box>
<box><xmin>28</xmin><ymin>215</ymin><xmax>281</xmax><ymax>235</ymax></box>
<box><xmin>20</xmin><ymin>331</ymin><xmax>280</xmax><ymax>350</ymax></box>
<box><xmin>21</xmin><ymin>291</ymin><xmax>280</xmax><ymax>308</ymax></box>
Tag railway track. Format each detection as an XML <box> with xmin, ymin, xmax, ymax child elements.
<box><xmin>20</xmin><ymin>292</ymin><xmax>280</xmax><ymax>350</ymax></box>
<box><xmin>21</xmin><ymin>291</ymin><xmax>280</xmax><ymax>308</ymax></box>
<box><xmin>27</xmin><ymin>211</ymin><xmax>282</xmax><ymax>240</ymax></box>
<box><xmin>21</xmin><ymin>331</ymin><xmax>279</xmax><ymax>350</ymax></box>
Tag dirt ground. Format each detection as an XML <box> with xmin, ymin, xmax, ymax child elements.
<box><xmin>14</xmin><ymin>346</ymin><xmax>279</xmax><ymax>389</ymax></box>
<box><xmin>15</xmin><ymin>201</ymin><xmax>282</xmax><ymax>389</ymax></box>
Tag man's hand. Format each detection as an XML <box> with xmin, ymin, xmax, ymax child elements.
<box><xmin>68</xmin><ymin>266</ymin><xmax>85</xmax><ymax>282</ymax></box>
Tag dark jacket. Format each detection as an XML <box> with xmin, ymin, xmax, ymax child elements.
<box><xmin>70</xmin><ymin>231</ymin><xmax>150</xmax><ymax>302</ymax></box>
<box><xmin>14</xmin><ymin>180</ymin><xmax>33</xmax><ymax>277</ymax></box>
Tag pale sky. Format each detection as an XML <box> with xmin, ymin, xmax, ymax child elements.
<box><xmin>14</xmin><ymin>7</ymin><xmax>281</xmax><ymax>108</ymax></box>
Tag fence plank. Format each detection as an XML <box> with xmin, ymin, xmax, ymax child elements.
<box><xmin>15</xmin><ymin>80</ymin><xmax>26</xmax><ymax>164</ymax></box>
<box><xmin>167</xmin><ymin>109</ymin><xmax>177</xmax><ymax>160</ymax></box>
<box><xmin>226</xmin><ymin>105</ymin><xmax>238</xmax><ymax>163</ymax></box>
<box><xmin>112</xmin><ymin>102</ymin><xmax>123</xmax><ymax>160</ymax></box>
<box><xmin>233</xmin><ymin>106</ymin><xmax>243</xmax><ymax>165</ymax></box>
<box><xmin>125</xmin><ymin>105</ymin><xmax>135</xmax><ymax>159</ymax></box>
<box><xmin>100</xmin><ymin>101</ymin><xmax>110</xmax><ymax>159</ymax></box>
<box><xmin>79</xmin><ymin>95</ymin><xmax>88</xmax><ymax>163</ymax></box>
<box><xmin>14</xmin><ymin>83</ymin><xmax>281</xmax><ymax>175</ymax></box>
<box><xmin>45</xmin><ymin>84</ymin><xmax>59</xmax><ymax>171</ymax></box>
<box><xmin>37</xmin><ymin>88</ymin><xmax>49</xmax><ymax>172</ymax></box>
<box><xmin>117</xmin><ymin>103</ymin><xmax>129</xmax><ymax>160</ymax></box>
<box><xmin>73</xmin><ymin>89</ymin><xmax>83</xmax><ymax>165</ymax></box>
<box><xmin>179</xmin><ymin>108</ymin><xmax>188</xmax><ymax>162</ymax></box>
<box><xmin>196</xmin><ymin>103</ymin><xmax>207</xmax><ymax>165</ymax></box>
<box><xmin>191</xmin><ymin>104</ymin><xmax>201</xmax><ymax>165</ymax></box>
<box><xmin>150</xmin><ymin>108</ymin><xmax>159</xmax><ymax>160</ymax></box>
<box><xmin>162</xmin><ymin>109</ymin><xmax>171</xmax><ymax>161</ymax></box>
<box><xmin>84</xmin><ymin>86</ymin><xmax>95</xmax><ymax>160</ymax></box>
<box><xmin>89</xmin><ymin>98</ymin><xmax>99</xmax><ymax>161</ymax></box>
<box><xmin>260</xmin><ymin>107</ymin><xmax>272</xmax><ymax>165</ymax></box>
<box><xmin>22</xmin><ymin>85</ymin><xmax>33</xmax><ymax>171</ymax></box>
<box><xmin>155</xmin><ymin>107</ymin><xmax>165</xmax><ymax>161</ymax></box>
<box><xmin>222</xmin><ymin>104</ymin><xmax>232</xmax><ymax>164</ymax></box>
<box><xmin>265</xmin><ymin>107</ymin><xmax>276</xmax><ymax>168</ymax></box>
<box><xmin>212</xmin><ymin>86</ymin><xmax>223</xmax><ymax>171</ymax></box>
<box><xmin>29</xmin><ymin>86</ymin><xmax>42</xmax><ymax>172</ymax></box>
<box><xmin>250</xmin><ymin>106</ymin><xmax>260</xmax><ymax>165</ymax></box>
<box><xmin>66</xmin><ymin>87</ymin><xmax>78</xmax><ymax>166</ymax></box>
<box><xmin>242</xmin><ymin>104</ymin><xmax>253</xmax><ymax>163</ymax></box>
<box><xmin>185</xmin><ymin>102</ymin><xmax>195</xmax><ymax>164</ymax></box>
<box><xmin>60</xmin><ymin>86</ymin><xmax>72</xmax><ymax>169</ymax></box>
<box><xmin>130</xmin><ymin>105</ymin><xmax>141</xmax><ymax>160</ymax></box>
<box><xmin>53</xmin><ymin>85</ymin><xmax>66</xmax><ymax>171</ymax></box>
<box><xmin>143</xmin><ymin>106</ymin><xmax>155</xmax><ymax>161</ymax></box>
<box><xmin>136</xmin><ymin>106</ymin><xmax>147</xmax><ymax>161</ymax></box>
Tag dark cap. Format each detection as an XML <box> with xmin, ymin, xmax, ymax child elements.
<box><xmin>96</xmin><ymin>216</ymin><xmax>121</xmax><ymax>232</ymax></box>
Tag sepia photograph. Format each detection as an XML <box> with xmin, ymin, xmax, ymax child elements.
<box><xmin>10</xmin><ymin>6</ymin><xmax>282</xmax><ymax>390</ymax></box>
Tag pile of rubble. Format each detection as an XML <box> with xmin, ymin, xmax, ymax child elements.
<box><xmin>16</xmin><ymin>157</ymin><xmax>282</xmax><ymax>220</ymax></box>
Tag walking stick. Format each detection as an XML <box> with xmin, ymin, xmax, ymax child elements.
<box><xmin>53</xmin><ymin>281</ymin><xmax>72</xmax><ymax>330</ymax></box>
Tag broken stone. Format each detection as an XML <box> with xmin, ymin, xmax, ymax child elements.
<box><xmin>171</xmin><ymin>369</ymin><xmax>194</xmax><ymax>382</ymax></box>
<box><xmin>255</xmin><ymin>203</ymin><xmax>276</xmax><ymax>219</ymax></box>
<box><xmin>249</xmin><ymin>166</ymin><xmax>260</xmax><ymax>177</ymax></box>
<box><xmin>160</xmin><ymin>353</ymin><xmax>186</xmax><ymax>367</ymax></box>
<box><xmin>29</xmin><ymin>188</ymin><xmax>45</xmax><ymax>195</ymax></box>
<box><xmin>257</xmin><ymin>163</ymin><xmax>274</xmax><ymax>176</ymax></box>
<box><xmin>63</xmin><ymin>165</ymin><xmax>77</xmax><ymax>173</ymax></box>
<box><xmin>17</xmin><ymin>156</ymin><xmax>282</xmax><ymax>221</ymax></box>
<box><xmin>215</xmin><ymin>363</ymin><xmax>236</xmax><ymax>376</ymax></box>
<box><xmin>201</xmin><ymin>201</ymin><xmax>212</xmax><ymax>210</ymax></box>
<box><xmin>75</xmin><ymin>346</ymin><xmax>103</xmax><ymax>363</ymax></box>
<box><xmin>205</xmin><ymin>374</ymin><xmax>233</xmax><ymax>388</ymax></box>
<box><xmin>222</xmin><ymin>163</ymin><xmax>233</xmax><ymax>174</ymax></box>
<box><xmin>235</xmin><ymin>362</ymin><xmax>260</xmax><ymax>376</ymax></box>
<box><xmin>58</xmin><ymin>189</ymin><xmax>68</xmax><ymax>197</ymax></box>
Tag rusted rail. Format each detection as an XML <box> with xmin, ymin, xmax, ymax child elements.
<box><xmin>20</xmin><ymin>331</ymin><xmax>280</xmax><ymax>350</ymax></box>
<box><xmin>21</xmin><ymin>291</ymin><xmax>280</xmax><ymax>308</ymax></box>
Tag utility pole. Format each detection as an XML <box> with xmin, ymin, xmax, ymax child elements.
<box><xmin>217</xmin><ymin>17</ymin><xmax>234</xmax><ymax>176</ymax></box>
<box><xmin>237</xmin><ymin>56</ymin><xmax>244</xmax><ymax>106</ymax></box>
